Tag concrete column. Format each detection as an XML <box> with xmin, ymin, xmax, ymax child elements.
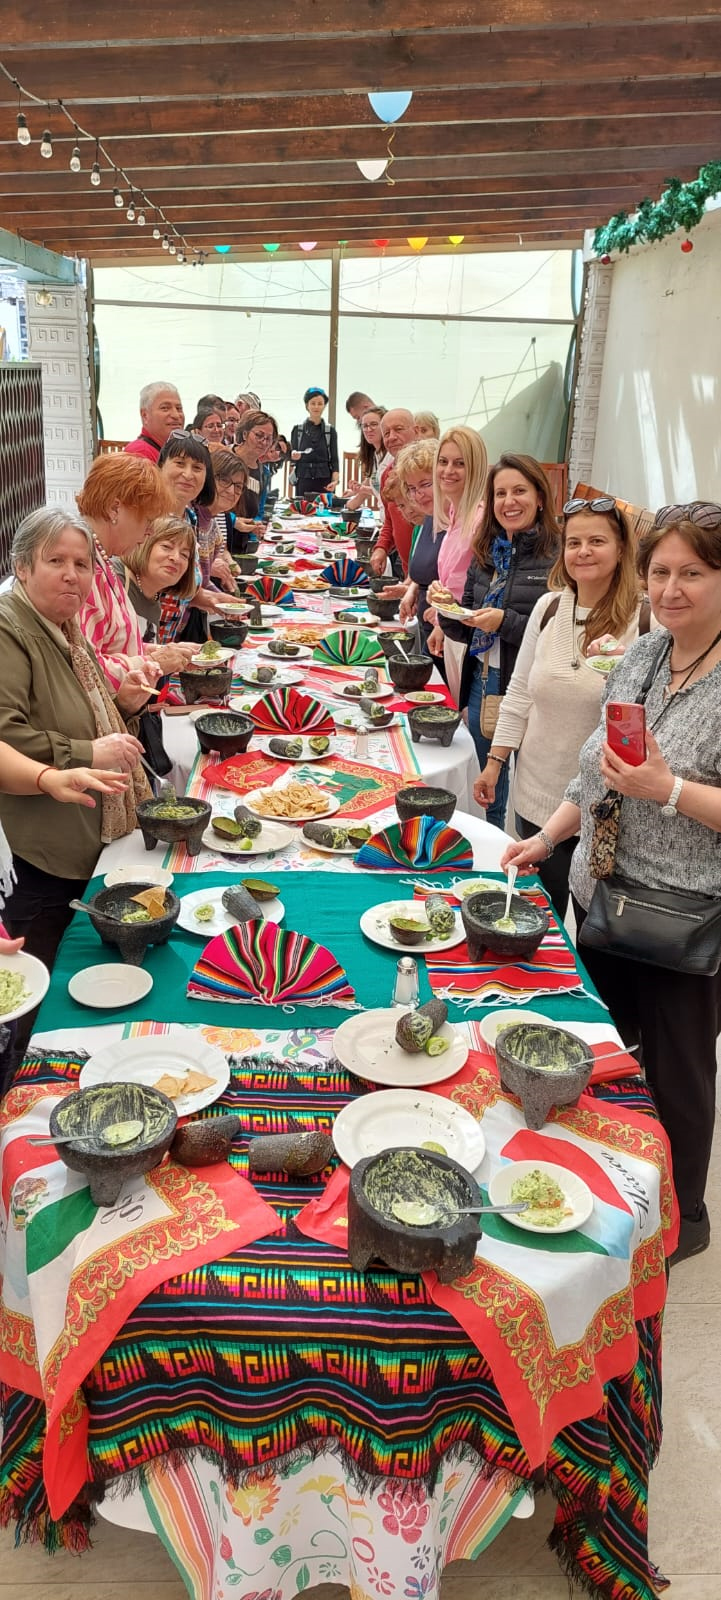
<box><xmin>567</xmin><ymin>262</ymin><xmax>613</xmax><ymax>491</ymax></box>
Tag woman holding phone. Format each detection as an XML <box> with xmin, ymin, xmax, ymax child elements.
<box><xmin>501</xmin><ymin>502</ymin><xmax>721</xmax><ymax>1264</ymax></box>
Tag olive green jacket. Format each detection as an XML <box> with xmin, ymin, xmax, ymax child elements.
<box><xmin>0</xmin><ymin>588</ymin><xmax>101</xmax><ymax>880</ymax></box>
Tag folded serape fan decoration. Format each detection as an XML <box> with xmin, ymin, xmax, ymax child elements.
<box><xmin>312</xmin><ymin>628</ymin><xmax>384</xmax><ymax>666</ymax></box>
<box><xmin>250</xmin><ymin>687</ymin><xmax>336</xmax><ymax>735</ymax></box>
<box><xmin>320</xmin><ymin>557</ymin><xmax>369</xmax><ymax>588</ymax></box>
<box><xmin>292</xmin><ymin>495</ymin><xmax>334</xmax><ymax>514</ymax></box>
<box><xmin>188</xmin><ymin>921</ymin><xmax>357</xmax><ymax>1008</ymax></box>
<box><xmin>355</xmin><ymin>816</ymin><xmax>474</xmax><ymax>872</ymax></box>
<box><xmin>242</xmin><ymin>575</ymin><xmax>294</xmax><ymax>607</ymax></box>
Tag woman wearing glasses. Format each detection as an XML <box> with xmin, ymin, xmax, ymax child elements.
<box><xmin>233</xmin><ymin>410</ymin><xmax>279</xmax><ymax>520</ymax></box>
<box><xmin>474</xmin><ymin>496</ymin><xmax>648</xmax><ymax>915</ymax></box>
<box><xmin>438</xmin><ymin>453</ymin><xmax>560</xmax><ymax>827</ymax></box>
<box><xmin>502</xmin><ymin>501</ymin><xmax>721</xmax><ymax>1264</ymax></box>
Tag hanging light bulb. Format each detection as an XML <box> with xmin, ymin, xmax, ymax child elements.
<box><xmin>112</xmin><ymin>182</ymin><xmax>124</xmax><ymax>208</ymax></box>
<box><xmin>16</xmin><ymin>111</ymin><xmax>31</xmax><ymax>147</ymax></box>
<box><xmin>126</xmin><ymin>194</ymin><xmax>136</xmax><ymax>221</ymax></box>
<box><xmin>177</xmin><ymin>250</ymin><xmax>185</xmax><ymax>263</ymax></box>
<box><xmin>40</xmin><ymin>129</ymin><xmax>53</xmax><ymax>160</ymax></box>
<box><xmin>69</xmin><ymin>142</ymin><xmax>81</xmax><ymax>173</ymax></box>
<box><xmin>356</xmin><ymin>158</ymin><xmax>387</xmax><ymax>182</ymax></box>
<box><xmin>137</xmin><ymin>205</ymin><xmax>146</xmax><ymax>226</ymax></box>
<box><xmin>90</xmin><ymin>140</ymin><xmax>101</xmax><ymax>186</ymax></box>
<box><xmin>169</xmin><ymin>241</ymin><xmax>177</xmax><ymax>254</ymax></box>
<box><xmin>407</xmin><ymin>237</ymin><xmax>428</xmax><ymax>251</ymax></box>
<box><xmin>448</xmin><ymin>235</ymin><xmax>465</xmax><ymax>246</ymax></box>
<box><xmin>152</xmin><ymin>223</ymin><xmax>161</xmax><ymax>239</ymax></box>
<box><xmin>162</xmin><ymin>234</ymin><xmax>170</xmax><ymax>250</ymax></box>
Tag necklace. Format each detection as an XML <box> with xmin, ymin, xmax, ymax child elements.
<box><xmin>569</xmin><ymin>597</ymin><xmax>588</xmax><ymax>669</ymax></box>
<box><xmin>663</xmin><ymin>625</ymin><xmax>721</xmax><ymax>699</ymax></box>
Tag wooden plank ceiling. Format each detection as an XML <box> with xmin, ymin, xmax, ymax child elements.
<box><xmin>1</xmin><ymin>2</ymin><xmax>720</xmax><ymax>262</ymax></box>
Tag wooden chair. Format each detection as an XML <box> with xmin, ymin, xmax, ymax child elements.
<box><xmin>96</xmin><ymin>439</ymin><xmax>128</xmax><ymax>455</ymax></box>
<box><xmin>540</xmin><ymin>462</ymin><xmax>568</xmax><ymax>517</ymax></box>
<box><xmin>342</xmin><ymin>451</ymin><xmax>362</xmax><ymax>492</ymax></box>
<box><xmin>573</xmin><ymin>481</ymin><xmax>656</xmax><ymax>538</ymax></box>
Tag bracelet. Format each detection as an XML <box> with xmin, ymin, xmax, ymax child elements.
<box><xmin>487</xmin><ymin>754</ymin><xmax>507</xmax><ymax>769</ymax></box>
<box><xmin>538</xmin><ymin>829</ymin><xmax>555</xmax><ymax>860</ymax></box>
<box><xmin>35</xmin><ymin>765</ymin><xmax>52</xmax><ymax>793</ymax></box>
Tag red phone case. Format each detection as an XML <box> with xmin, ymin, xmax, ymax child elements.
<box><xmin>606</xmin><ymin>701</ymin><xmax>647</xmax><ymax>767</ymax></box>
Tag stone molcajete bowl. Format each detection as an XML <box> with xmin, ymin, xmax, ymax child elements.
<box><xmin>378</xmin><ymin>631</ymin><xmax>416</xmax><ymax>662</ymax></box>
<box><xmin>386</xmin><ymin>654</ymin><xmax>434</xmax><ymax>694</ymax></box>
<box><xmin>194</xmin><ymin>710</ymin><xmax>255</xmax><ymax>757</ymax></box>
<box><xmin>494</xmin><ymin>1021</ymin><xmax>593</xmax><ymax>1131</ymax></box>
<box><xmin>348</xmin><ymin>1147</ymin><xmax>483</xmax><ymax>1283</ymax></box>
<box><xmin>366</xmin><ymin>592</ymin><xmax>399</xmax><ymax>622</ymax></box>
<box><xmin>83</xmin><ymin>881</ymin><xmax>181</xmax><ymax>965</ymax></box>
<box><xmin>209</xmin><ymin>616</ymin><xmax>249</xmax><ymax>649</ymax></box>
<box><xmin>136</xmin><ymin>796</ymin><xmax>212</xmax><ymax>857</ymax></box>
<box><xmin>178</xmin><ymin>663</ymin><xmax>234</xmax><ymax>705</ymax></box>
<box><xmin>407</xmin><ymin>705</ymin><xmax>462</xmax><ymax>746</ymax></box>
<box><xmin>394</xmin><ymin>784</ymin><xmax>457</xmax><ymax>826</ymax></box>
<box><xmin>49</xmin><ymin>1082</ymin><xmax>177</xmax><ymax>1206</ymax></box>
<box><xmin>460</xmin><ymin>890</ymin><xmax>549</xmax><ymax>962</ymax></box>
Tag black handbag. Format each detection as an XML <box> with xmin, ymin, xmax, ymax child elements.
<box><xmin>578</xmin><ymin>873</ymin><xmax>721</xmax><ymax>975</ymax></box>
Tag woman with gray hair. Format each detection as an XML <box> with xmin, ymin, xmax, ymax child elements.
<box><xmin>0</xmin><ymin>508</ymin><xmax>149</xmax><ymax>997</ymax></box>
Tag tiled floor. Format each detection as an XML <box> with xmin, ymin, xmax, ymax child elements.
<box><xmin>3</xmin><ymin>1118</ymin><xmax>719</xmax><ymax>1599</ymax></box>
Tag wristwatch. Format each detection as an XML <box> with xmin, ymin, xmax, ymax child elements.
<box><xmin>661</xmin><ymin>775</ymin><xmax>683</xmax><ymax>817</ymax></box>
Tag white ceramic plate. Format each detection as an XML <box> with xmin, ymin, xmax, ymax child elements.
<box><xmin>300</xmin><ymin>821</ymin><xmax>369</xmax><ymax>856</ymax></box>
<box><xmin>453</xmin><ymin>876</ymin><xmax>503</xmax><ymax>900</ymax></box>
<box><xmin>178</xmin><ymin>884</ymin><xmax>285</xmax><ymax>936</ymax></box>
<box><xmin>104</xmin><ymin>864</ymin><xmax>174</xmax><ymax>890</ymax></box>
<box><xmin>244</xmin><ymin>785</ymin><xmax>340</xmax><ymax>824</ymax></box>
<box><xmin>216</xmin><ymin>599</ymin><xmax>250</xmax><ymax>614</ymax></box>
<box><xmin>404</xmin><ymin>690</ymin><xmax>447</xmax><ymax>706</ymax></box>
<box><xmin>359</xmin><ymin>900</ymin><xmax>465</xmax><ymax>955</ymax></box>
<box><xmin>333</xmin><ymin>1008</ymin><xmax>468</xmax><ymax>1088</ymax></box>
<box><xmin>228</xmin><ymin>694</ymin><xmax>261</xmax><ymax>715</ymax></box>
<box><xmin>191</xmin><ymin>645</ymin><xmax>235</xmax><ymax>667</ymax></box>
<box><xmin>80</xmin><ymin>1033</ymin><xmax>230</xmax><ymax>1116</ymax></box>
<box><xmin>479</xmin><ymin>1009</ymin><xmax>553</xmax><ymax>1051</ymax></box>
<box><xmin>488</xmin><ymin>1159</ymin><xmax>593</xmax><ymax>1236</ymax></box>
<box><xmin>257</xmin><ymin>736</ymin><xmax>337</xmax><ymax>763</ymax></box>
<box><xmin>256</xmin><ymin>643</ymin><xmax>312</xmax><ymax>662</ymax></box>
<box><xmin>480</xmin><ymin>1011</ymin><xmax>624</xmax><ymax>1055</ymax></box>
<box><xmin>332</xmin><ymin>1087</ymin><xmax>485</xmax><ymax>1172</ymax></box>
<box><xmin>436</xmin><ymin>602</ymin><xmax>476</xmax><ymax>623</ymax></box>
<box><xmin>0</xmin><ymin>950</ymin><xmax>50</xmax><ymax>1025</ymax></box>
<box><xmin>68</xmin><ymin>964</ymin><xmax>154</xmax><ymax>1010</ymax></box>
<box><xmin>236</xmin><ymin>668</ymin><xmax>306</xmax><ymax>689</ymax></box>
<box><xmin>337</xmin><ymin>682</ymin><xmax>393</xmax><ymax>702</ymax></box>
<box><xmin>201</xmin><ymin>820</ymin><xmax>295</xmax><ymax>856</ymax></box>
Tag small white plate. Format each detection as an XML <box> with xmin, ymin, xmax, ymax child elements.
<box><xmin>300</xmin><ymin>821</ymin><xmax>368</xmax><ymax>855</ymax></box>
<box><xmin>80</xmin><ymin>1033</ymin><xmax>229</xmax><ymax>1116</ymax></box>
<box><xmin>436</xmin><ymin>602</ymin><xmax>476</xmax><ymax>623</ymax></box>
<box><xmin>404</xmin><ymin>690</ymin><xmax>447</xmax><ymax>706</ymax></box>
<box><xmin>68</xmin><ymin>964</ymin><xmax>154</xmax><ymax>1010</ymax></box>
<box><xmin>256</xmin><ymin>644</ymin><xmax>312</xmax><ymax>662</ymax></box>
<box><xmin>479</xmin><ymin>1009</ymin><xmax>553</xmax><ymax>1051</ymax></box>
<box><xmin>453</xmin><ymin>876</ymin><xmax>503</xmax><ymax>900</ymax></box>
<box><xmin>228</xmin><ymin>694</ymin><xmax>261</xmax><ymax>715</ymax></box>
<box><xmin>201</xmin><ymin>820</ymin><xmax>295</xmax><ymax>856</ymax></box>
<box><xmin>0</xmin><ymin>950</ymin><xmax>50</xmax><ymax>1025</ymax></box>
<box><xmin>257</xmin><ymin>736</ymin><xmax>337</xmax><ymax>763</ymax></box>
<box><xmin>178</xmin><ymin>884</ymin><xmax>285</xmax><ymax>935</ymax></box>
<box><xmin>337</xmin><ymin>682</ymin><xmax>393</xmax><ymax>702</ymax></box>
<box><xmin>216</xmin><ymin>599</ymin><xmax>250</xmax><ymax>614</ymax></box>
<box><xmin>191</xmin><ymin>645</ymin><xmax>235</xmax><ymax>667</ymax></box>
<box><xmin>237</xmin><ymin>668</ymin><xmax>306</xmax><ymax>689</ymax></box>
<box><xmin>104</xmin><ymin>864</ymin><xmax>174</xmax><ymax>890</ymax></box>
<box><xmin>332</xmin><ymin>1088</ymin><xmax>485</xmax><ymax>1171</ymax></box>
<box><xmin>245</xmin><ymin>786</ymin><xmax>340</xmax><ymax>824</ymax></box>
<box><xmin>488</xmin><ymin>1159</ymin><xmax>593</xmax><ymax>1236</ymax></box>
<box><xmin>359</xmin><ymin>900</ymin><xmax>465</xmax><ymax>955</ymax></box>
<box><xmin>333</xmin><ymin>1008</ymin><xmax>468</xmax><ymax>1088</ymax></box>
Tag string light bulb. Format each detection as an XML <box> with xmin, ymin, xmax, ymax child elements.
<box><xmin>40</xmin><ymin>129</ymin><xmax>53</xmax><ymax>159</ymax></box>
<box><xmin>16</xmin><ymin>111</ymin><xmax>31</xmax><ymax>146</ymax></box>
<box><xmin>112</xmin><ymin>182</ymin><xmax>124</xmax><ymax>208</ymax></box>
<box><xmin>69</xmin><ymin>142</ymin><xmax>81</xmax><ymax>173</ymax></box>
<box><xmin>162</xmin><ymin>234</ymin><xmax>170</xmax><ymax>250</ymax></box>
<box><xmin>168</xmin><ymin>241</ymin><xmax>177</xmax><ymax>254</ymax></box>
<box><xmin>152</xmin><ymin>223</ymin><xmax>161</xmax><ymax>239</ymax></box>
<box><xmin>137</xmin><ymin>205</ymin><xmax>146</xmax><ymax>226</ymax></box>
<box><xmin>177</xmin><ymin>250</ymin><xmax>185</xmax><ymax>263</ymax></box>
<box><xmin>126</xmin><ymin>195</ymin><xmax>136</xmax><ymax>221</ymax></box>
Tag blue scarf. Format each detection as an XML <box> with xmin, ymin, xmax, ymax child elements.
<box><xmin>470</xmin><ymin>533</ymin><xmax>513</xmax><ymax>656</ymax></box>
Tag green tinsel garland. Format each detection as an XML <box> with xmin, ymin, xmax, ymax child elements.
<box><xmin>593</xmin><ymin>161</ymin><xmax>721</xmax><ymax>257</ymax></box>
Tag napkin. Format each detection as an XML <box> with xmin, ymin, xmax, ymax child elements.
<box><xmin>355</xmin><ymin>816</ymin><xmax>474</xmax><ymax>872</ymax></box>
<box><xmin>202</xmin><ymin>752</ymin><xmax>290</xmax><ymax>796</ymax></box>
<box><xmin>292</xmin><ymin>495</ymin><xmax>334</xmax><ymax>514</ymax></box>
<box><xmin>320</xmin><ymin>557</ymin><xmax>369</xmax><ymax>588</ymax></box>
<box><xmin>424</xmin><ymin>923</ymin><xmax>584</xmax><ymax>1004</ymax></box>
<box><xmin>188</xmin><ymin>921</ymin><xmax>356</xmax><ymax>1008</ymax></box>
<box><xmin>312</xmin><ymin>629</ymin><xmax>384</xmax><ymax>666</ymax></box>
<box><xmin>242</xmin><ymin>575</ymin><xmax>294</xmax><ymax>607</ymax></box>
<box><xmin>250</xmin><ymin>686</ymin><xmax>336</xmax><ymax>735</ymax></box>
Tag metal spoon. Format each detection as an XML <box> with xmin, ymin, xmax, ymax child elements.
<box><xmin>30</xmin><ymin>1119</ymin><xmax>145</xmax><ymax>1149</ymax></box>
<box><xmin>139</xmin><ymin>755</ymin><xmax>175</xmax><ymax>798</ymax></box>
<box><xmin>69</xmin><ymin>898</ymin><xmax>99</xmax><ymax>919</ymax></box>
<box><xmin>391</xmin><ymin>1198</ymin><xmax>530</xmax><ymax>1227</ymax></box>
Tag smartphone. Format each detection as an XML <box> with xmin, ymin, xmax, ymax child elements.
<box><xmin>606</xmin><ymin>701</ymin><xmax>646</xmax><ymax>766</ymax></box>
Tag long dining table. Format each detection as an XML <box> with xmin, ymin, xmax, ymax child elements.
<box><xmin>0</xmin><ymin>527</ymin><xmax>678</xmax><ymax>1600</ymax></box>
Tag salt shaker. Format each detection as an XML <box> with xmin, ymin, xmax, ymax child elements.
<box><xmin>322</xmin><ymin>590</ymin><xmax>333</xmax><ymax>617</ymax></box>
<box><xmin>392</xmin><ymin>956</ymin><xmax>420</xmax><ymax>1009</ymax></box>
<box><xmin>355</xmin><ymin>727</ymin><xmax>369</xmax><ymax>760</ymax></box>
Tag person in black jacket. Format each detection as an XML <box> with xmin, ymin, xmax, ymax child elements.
<box><xmin>440</xmin><ymin>453</ymin><xmax>560</xmax><ymax>828</ymax></box>
<box><xmin>291</xmin><ymin>388</ymin><xmax>339</xmax><ymax>498</ymax></box>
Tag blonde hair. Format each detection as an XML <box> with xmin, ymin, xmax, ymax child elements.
<box><xmin>395</xmin><ymin>439</ymin><xmax>438</xmax><ymax>497</ymax></box>
<box><xmin>433</xmin><ymin>426</ymin><xmax>487</xmax><ymax>541</ymax></box>
<box><xmin>550</xmin><ymin>504</ymin><xmax>640</xmax><ymax>649</ymax></box>
<box><xmin>414</xmin><ymin>411</ymin><xmax>440</xmax><ymax>439</ymax></box>
<box><xmin>124</xmin><ymin>515</ymin><xmax>197</xmax><ymax>599</ymax></box>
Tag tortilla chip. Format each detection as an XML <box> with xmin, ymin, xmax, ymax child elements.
<box><xmin>131</xmin><ymin>888</ymin><xmax>167</xmax><ymax>919</ymax></box>
<box><xmin>182</xmin><ymin>1068</ymin><xmax>216</xmax><ymax>1094</ymax></box>
<box><xmin>154</xmin><ymin>1072</ymin><xmax>186</xmax><ymax>1100</ymax></box>
<box><xmin>153</xmin><ymin>1067</ymin><xmax>216</xmax><ymax>1101</ymax></box>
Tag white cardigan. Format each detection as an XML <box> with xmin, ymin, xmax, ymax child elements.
<box><xmin>494</xmin><ymin>586</ymin><xmax>643</xmax><ymax>826</ymax></box>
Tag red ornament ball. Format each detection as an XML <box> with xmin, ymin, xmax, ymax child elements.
<box><xmin>681</xmin><ymin>239</ymin><xmax>694</xmax><ymax>252</ymax></box>
<box><xmin>600</xmin><ymin>253</ymin><xmax>611</xmax><ymax>264</ymax></box>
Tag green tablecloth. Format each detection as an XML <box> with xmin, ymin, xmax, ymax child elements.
<box><xmin>37</xmin><ymin>870</ymin><xmax>603</xmax><ymax>1037</ymax></box>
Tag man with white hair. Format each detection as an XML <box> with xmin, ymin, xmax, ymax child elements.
<box><xmin>125</xmin><ymin>382</ymin><xmax>184</xmax><ymax>462</ymax></box>
<box><xmin>370</xmin><ymin>408</ymin><xmax>417</xmax><ymax>577</ymax></box>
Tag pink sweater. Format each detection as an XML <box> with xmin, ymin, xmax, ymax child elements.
<box><xmin>80</xmin><ymin>546</ymin><xmax>146</xmax><ymax>691</ymax></box>
<box><xmin>436</xmin><ymin>503</ymin><xmax>480</xmax><ymax>600</ymax></box>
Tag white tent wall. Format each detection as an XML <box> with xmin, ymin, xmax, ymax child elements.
<box><xmin>590</xmin><ymin>206</ymin><xmax>721</xmax><ymax>506</ymax></box>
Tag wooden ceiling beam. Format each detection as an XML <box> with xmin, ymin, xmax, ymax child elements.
<box><xmin>7</xmin><ymin>1</ymin><xmax>721</xmax><ymax>48</ymax></box>
<box><xmin>1</xmin><ymin>80</ymin><xmax>719</xmax><ymax>142</ymax></box>
<box><xmin>2</xmin><ymin>115</ymin><xmax>719</xmax><ymax>174</ymax></box>
<box><xmin>30</xmin><ymin>211</ymin><xmax>599</xmax><ymax>247</ymax></box>
<box><xmin>2</xmin><ymin>21</ymin><xmax>719</xmax><ymax>103</ymax></box>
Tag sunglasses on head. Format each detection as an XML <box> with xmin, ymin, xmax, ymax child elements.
<box><xmin>563</xmin><ymin>496</ymin><xmax>617</xmax><ymax>517</ymax></box>
<box><xmin>654</xmin><ymin>501</ymin><xmax>721</xmax><ymax>530</ymax></box>
<box><xmin>169</xmin><ymin>429</ymin><xmax>210</xmax><ymax>448</ymax></box>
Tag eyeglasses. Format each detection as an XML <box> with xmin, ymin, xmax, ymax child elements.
<box><xmin>169</xmin><ymin>429</ymin><xmax>210</xmax><ymax>448</ymax></box>
<box><xmin>407</xmin><ymin>480</ymin><xmax>434</xmax><ymax>497</ymax></box>
<box><xmin>654</xmin><ymin>501</ymin><xmax>721</xmax><ymax>530</ymax></box>
<box><xmin>563</xmin><ymin>496</ymin><xmax>617</xmax><ymax>516</ymax></box>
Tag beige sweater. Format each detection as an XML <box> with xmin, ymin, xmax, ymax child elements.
<box><xmin>494</xmin><ymin>587</ymin><xmax>643</xmax><ymax>825</ymax></box>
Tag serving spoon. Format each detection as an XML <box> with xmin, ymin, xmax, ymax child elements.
<box><xmin>30</xmin><ymin>1119</ymin><xmax>144</xmax><ymax>1149</ymax></box>
<box><xmin>391</xmin><ymin>1198</ymin><xmax>530</xmax><ymax>1226</ymax></box>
